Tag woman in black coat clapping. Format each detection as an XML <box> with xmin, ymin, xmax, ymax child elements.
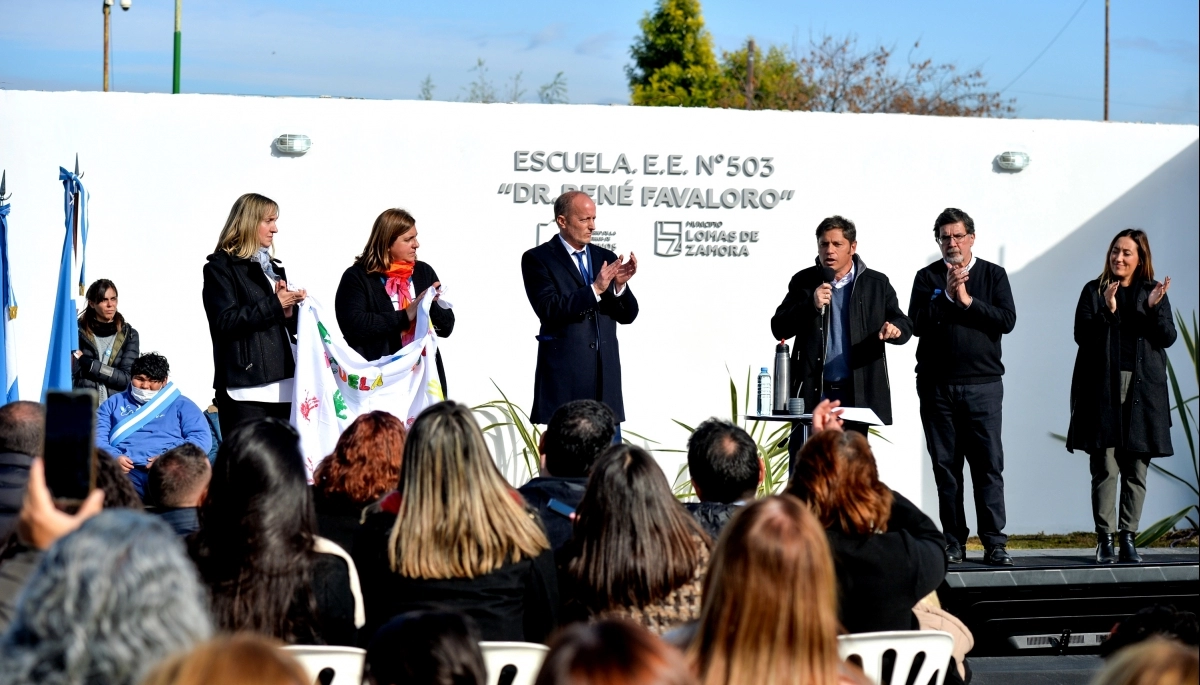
<box><xmin>1067</xmin><ymin>229</ymin><xmax>1175</xmax><ymax>565</ymax></box>
<box><xmin>335</xmin><ymin>209</ymin><xmax>454</xmax><ymax>397</ymax></box>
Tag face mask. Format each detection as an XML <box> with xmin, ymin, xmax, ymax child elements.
<box><xmin>131</xmin><ymin>385</ymin><xmax>160</xmax><ymax>404</ymax></box>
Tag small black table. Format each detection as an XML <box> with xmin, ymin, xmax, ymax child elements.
<box><xmin>743</xmin><ymin>413</ymin><xmax>813</xmax><ymax>477</ymax></box>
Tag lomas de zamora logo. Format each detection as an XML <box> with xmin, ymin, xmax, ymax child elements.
<box><xmin>655</xmin><ymin>221</ymin><xmax>760</xmax><ymax>257</ymax></box>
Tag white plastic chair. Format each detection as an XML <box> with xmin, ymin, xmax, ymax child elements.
<box><xmin>479</xmin><ymin>641</ymin><xmax>550</xmax><ymax>685</ymax></box>
<box><xmin>837</xmin><ymin>630</ymin><xmax>955</xmax><ymax>685</ymax></box>
<box><xmin>283</xmin><ymin>645</ymin><xmax>367</xmax><ymax>685</ymax></box>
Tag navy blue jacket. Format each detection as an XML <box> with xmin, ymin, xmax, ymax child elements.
<box><xmin>521</xmin><ymin>238</ymin><xmax>638</xmax><ymax>423</ymax></box>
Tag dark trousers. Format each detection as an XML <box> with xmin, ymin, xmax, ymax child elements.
<box><xmin>919</xmin><ymin>380</ymin><xmax>1007</xmax><ymax>549</ymax></box>
<box><xmin>215</xmin><ymin>387</ymin><xmax>291</xmax><ymax>440</ymax></box>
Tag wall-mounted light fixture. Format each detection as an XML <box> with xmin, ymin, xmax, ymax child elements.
<box><xmin>274</xmin><ymin>134</ymin><xmax>312</xmax><ymax>155</ymax></box>
<box><xmin>996</xmin><ymin>151</ymin><xmax>1030</xmax><ymax>171</ymax></box>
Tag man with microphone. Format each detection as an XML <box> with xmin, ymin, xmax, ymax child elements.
<box><xmin>771</xmin><ymin>215</ymin><xmax>910</xmax><ymax>451</ymax></box>
<box><xmin>909</xmin><ymin>208</ymin><xmax>1017</xmax><ymax>567</ymax></box>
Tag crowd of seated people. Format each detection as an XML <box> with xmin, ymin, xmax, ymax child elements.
<box><xmin>0</xmin><ymin>389</ymin><xmax>1197</xmax><ymax>685</ymax></box>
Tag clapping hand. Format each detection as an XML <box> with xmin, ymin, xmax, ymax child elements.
<box><xmin>946</xmin><ymin>267</ymin><xmax>972</xmax><ymax>308</ymax></box>
<box><xmin>1148</xmin><ymin>276</ymin><xmax>1171</xmax><ymax>308</ymax></box>
<box><xmin>592</xmin><ymin>259</ymin><xmax>621</xmax><ymax>295</ymax></box>
<box><xmin>1105</xmin><ymin>282</ymin><xmax>1120</xmax><ymax>313</ymax></box>
<box><xmin>614</xmin><ymin>252</ymin><xmax>638</xmax><ymax>288</ymax></box>
<box><xmin>276</xmin><ymin>280</ymin><xmax>306</xmax><ymax>317</ymax></box>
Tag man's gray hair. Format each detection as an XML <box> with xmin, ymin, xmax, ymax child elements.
<box><xmin>553</xmin><ymin>190</ymin><xmax>589</xmax><ymax>220</ymax></box>
<box><xmin>0</xmin><ymin>510</ymin><xmax>212</xmax><ymax>685</ymax></box>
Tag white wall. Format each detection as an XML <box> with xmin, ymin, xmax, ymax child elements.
<box><xmin>1</xmin><ymin>90</ymin><xmax>1196</xmax><ymax>534</ymax></box>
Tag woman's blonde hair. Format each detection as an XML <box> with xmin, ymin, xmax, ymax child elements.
<box><xmin>357</xmin><ymin>208</ymin><xmax>417</xmax><ymax>274</ymax></box>
<box><xmin>689</xmin><ymin>495</ymin><xmax>842</xmax><ymax>685</ymax></box>
<box><xmin>214</xmin><ymin>193</ymin><xmax>279</xmax><ymax>259</ymax></box>
<box><xmin>1093</xmin><ymin>638</ymin><xmax>1198</xmax><ymax>685</ymax></box>
<box><xmin>139</xmin><ymin>634</ymin><xmax>309</xmax><ymax>685</ymax></box>
<box><xmin>389</xmin><ymin>401</ymin><xmax>549</xmax><ymax>579</ymax></box>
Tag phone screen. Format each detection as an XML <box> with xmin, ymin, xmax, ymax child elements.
<box><xmin>43</xmin><ymin>391</ymin><xmax>98</xmax><ymax>502</ymax></box>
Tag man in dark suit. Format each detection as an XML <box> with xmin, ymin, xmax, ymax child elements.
<box><xmin>771</xmin><ymin>215</ymin><xmax>911</xmax><ymax>446</ymax></box>
<box><xmin>521</xmin><ymin>191</ymin><xmax>639</xmax><ymax>427</ymax></box>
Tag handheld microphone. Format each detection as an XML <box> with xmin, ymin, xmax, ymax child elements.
<box><xmin>819</xmin><ymin>266</ymin><xmax>837</xmax><ymax>316</ymax></box>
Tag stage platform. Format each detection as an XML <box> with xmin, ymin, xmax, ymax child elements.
<box><xmin>939</xmin><ymin>548</ymin><xmax>1198</xmax><ymax>657</ymax></box>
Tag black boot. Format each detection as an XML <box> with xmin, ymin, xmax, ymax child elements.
<box><xmin>1118</xmin><ymin>531</ymin><xmax>1142</xmax><ymax>563</ymax></box>
<box><xmin>1096</xmin><ymin>533</ymin><xmax>1117</xmax><ymax>564</ymax></box>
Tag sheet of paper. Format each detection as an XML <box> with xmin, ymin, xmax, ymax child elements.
<box><xmin>834</xmin><ymin>406</ymin><xmax>883</xmax><ymax>426</ymax></box>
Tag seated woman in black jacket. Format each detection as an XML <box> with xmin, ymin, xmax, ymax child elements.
<box><xmin>335</xmin><ymin>208</ymin><xmax>454</xmax><ymax>397</ymax></box>
<box><xmin>202</xmin><ymin>193</ymin><xmax>306</xmax><ymax>437</ymax></box>
<box><xmin>72</xmin><ymin>278</ymin><xmax>139</xmax><ymax>403</ymax></box>
<box><xmin>352</xmin><ymin>401</ymin><xmax>557</xmax><ymax>644</ymax></box>
<box><xmin>788</xmin><ymin>429</ymin><xmax>946</xmax><ymax>634</ymax></box>
<box><xmin>189</xmin><ymin>419</ymin><xmax>360</xmax><ymax>646</ymax></box>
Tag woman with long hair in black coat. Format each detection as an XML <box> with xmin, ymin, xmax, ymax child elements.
<box><xmin>72</xmin><ymin>278</ymin><xmax>139</xmax><ymax>403</ymax></box>
<box><xmin>202</xmin><ymin>193</ymin><xmax>306</xmax><ymax>437</ymax></box>
<box><xmin>1067</xmin><ymin>228</ymin><xmax>1175</xmax><ymax>565</ymax></box>
<box><xmin>335</xmin><ymin>208</ymin><xmax>454</xmax><ymax>397</ymax></box>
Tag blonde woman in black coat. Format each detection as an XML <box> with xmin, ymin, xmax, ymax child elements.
<box><xmin>1067</xmin><ymin>229</ymin><xmax>1175</xmax><ymax>565</ymax></box>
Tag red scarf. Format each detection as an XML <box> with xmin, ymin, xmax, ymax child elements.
<box><xmin>384</xmin><ymin>261</ymin><xmax>417</xmax><ymax>344</ymax></box>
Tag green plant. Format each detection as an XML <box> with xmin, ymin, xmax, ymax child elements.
<box><xmin>473</xmin><ymin>380</ymin><xmax>542</xmax><ymax>480</ymax></box>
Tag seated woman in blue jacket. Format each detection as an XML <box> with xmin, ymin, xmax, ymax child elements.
<box><xmin>95</xmin><ymin>352</ymin><xmax>212</xmax><ymax>498</ymax></box>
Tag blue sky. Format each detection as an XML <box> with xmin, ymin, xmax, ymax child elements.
<box><xmin>1</xmin><ymin>0</ymin><xmax>1196</xmax><ymax>124</ymax></box>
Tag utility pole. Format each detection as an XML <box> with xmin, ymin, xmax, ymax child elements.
<box><xmin>103</xmin><ymin>0</ymin><xmax>111</xmax><ymax>92</ymax></box>
<box><xmin>172</xmin><ymin>0</ymin><xmax>182</xmax><ymax>94</ymax></box>
<box><xmin>745</xmin><ymin>38</ymin><xmax>755</xmax><ymax>110</ymax></box>
<box><xmin>1104</xmin><ymin>0</ymin><xmax>1110</xmax><ymax>121</ymax></box>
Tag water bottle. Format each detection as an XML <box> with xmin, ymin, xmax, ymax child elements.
<box><xmin>757</xmin><ymin>367</ymin><xmax>772</xmax><ymax>416</ymax></box>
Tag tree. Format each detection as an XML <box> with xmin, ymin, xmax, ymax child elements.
<box><xmin>464</xmin><ymin>58</ymin><xmax>497</xmax><ymax>103</ymax></box>
<box><xmin>713</xmin><ymin>42</ymin><xmax>812</xmax><ymax>111</ymax></box>
<box><xmin>505</xmin><ymin>71</ymin><xmax>527</xmax><ymax>103</ymax></box>
<box><xmin>538</xmin><ymin>72</ymin><xmax>569</xmax><ymax>104</ymax></box>
<box><xmin>626</xmin><ymin>0</ymin><xmax>720</xmax><ymax>106</ymax></box>
<box><xmin>418</xmin><ymin>75</ymin><xmax>435</xmax><ymax>101</ymax></box>
<box><xmin>799</xmin><ymin>35</ymin><xmax>1013</xmax><ymax>117</ymax></box>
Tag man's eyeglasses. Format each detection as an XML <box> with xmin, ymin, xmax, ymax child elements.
<box><xmin>936</xmin><ymin>233</ymin><xmax>973</xmax><ymax>245</ymax></box>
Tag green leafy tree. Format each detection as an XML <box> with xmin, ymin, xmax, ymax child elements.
<box><xmin>713</xmin><ymin>42</ymin><xmax>813</xmax><ymax>110</ymax></box>
<box><xmin>538</xmin><ymin>71</ymin><xmax>569</xmax><ymax>104</ymax></box>
<box><xmin>418</xmin><ymin>75</ymin><xmax>435</xmax><ymax>101</ymax></box>
<box><xmin>626</xmin><ymin>0</ymin><xmax>720</xmax><ymax>106</ymax></box>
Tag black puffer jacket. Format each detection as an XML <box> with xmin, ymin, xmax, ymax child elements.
<box><xmin>685</xmin><ymin>501</ymin><xmax>741</xmax><ymax>540</ymax></box>
<box><xmin>72</xmin><ymin>319</ymin><xmax>139</xmax><ymax>394</ymax></box>
<box><xmin>202</xmin><ymin>251</ymin><xmax>297</xmax><ymax>390</ymax></box>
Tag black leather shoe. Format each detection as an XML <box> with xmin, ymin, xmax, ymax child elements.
<box><xmin>1096</xmin><ymin>533</ymin><xmax>1118</xmax><ymax>564</ymax></box>
<box><xmin>945</xmin><ymin>542</ymin><xmax>964</xmax><ymax>564</ymax></box>
<box><xmin>1099</xmin><ymin>532</ymin><xmax>1118</xmax><ymax>566</ymax></box>
<box><xmin>1118</xmin><ymin>531</ymin><xmax>1143</xmax><ymax>563</ymax></box>
<box><xmin>984</xmin><ymin>545</ymin><xmax>1014</xmax><ymax>566</ymax></box>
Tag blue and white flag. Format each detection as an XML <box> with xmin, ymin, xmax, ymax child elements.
<box><xmin>0</xmin><ymin>200</ymin><xmax>18</xmax><ymax>404</ymax></box>
<box><xmin>109</xmin><ymin>382</ymin><xmax>182</xmax><ymax>447</ymax></box>
<box><xmin>43</xmin><ymin>167</ymin><xmax>88</xmax><ymax>395</ymax></box>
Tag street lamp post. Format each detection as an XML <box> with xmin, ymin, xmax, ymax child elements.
<box><xmin>172</xmin><ymin>0</ymin><xmax>182</xmax><ymax>94</ymax></box>
<box><xmin>102</xmin><ymin>0</ymin><xmax>132</xmax><ymax>93</ymax></box>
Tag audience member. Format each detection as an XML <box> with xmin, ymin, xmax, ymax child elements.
<box><xmin>73</xmin><ymin>278</ymin><xmax>140</xmax><ymax>403</ymax></box>
<box><xmin>0</xmin><ymin>401</ymin><xmax>43</xmax><ymax>541</ymax></box>
<box><xmin>1091</xmin><ymin>638</ymin><xmax>1198</xmax><ymax>685</ymax></box>
<box><xmin>139</xmin><ymin>634</ymin><xmax>310</xmax><ymax>685</ymax></box>
<box><xmin>146</xmin><ymin>443</ymin><xmax>212</xmax><ymax>536</ymax></box>
<box><xmin>188</xmin><ymin>418</ymin><xmax>359</xmax><ymax>646</ymax></box>
<box><xmin>312</xmin><ymin>410</ymin><xmax>406</xmax><ymax>554</ymax></box>
<box><xmin>353</xmin><ymin>401</ymin><xmax>558</xmax><ymax>643</ymax></box>
<box><xmin>0</xmin><ymin>510</ymin><xmax>212</xmax><ymax>685</ymax></box>
<box><xmin>96</xmin><ymin>353</ymin><xmax>212</xmax><ymax>498</ymax></box>
<box><xmin>788</xmin><ymin>429</ymin><xmax>945</xmax><ymax>634</ymax></box>
<box><xmin>519</xmin><ymin>399</ymin><xmax>616</xmax><ymax>550</ymax></box>
<box><xmin>365</xmin><ymin>611</ymin><xmax>487</xmax><ymax>685</ymax></box>
<box><xmin>563</xmin><ymin>444</ymin><xmax>710</xmax><ymax>634</ymax></box>
<box><xmin>684</xmin><ymin>419</ymin><xmax>762</xmax><ymax>539</ymax></box>
<box><xmin>1100</xmin><ymin>604</ymin><xmax>1199</xmax><ymax>659</ymax></box>
<box><xmin>687</xmin><ymin>496</ymin><xmax>866</xmax><ymax>685</ymax></box>
<box><xmin>0</xmin><ymin>451</ymin><xmax>143</xmax><ymax>631</ymax></box>
<box><xmin>535</xmin><ymin>619</ymin><xmax>697</xmax><ymax>685</ymax></box>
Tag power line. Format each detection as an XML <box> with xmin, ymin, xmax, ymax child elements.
<box><xmin>1000</xmin><ymin>0</ymin><xmax>1091</xmax><ymax>94</ymax></box>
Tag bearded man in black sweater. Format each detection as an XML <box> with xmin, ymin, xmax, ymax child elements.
<box><xmin>909</xmin><ymin>208</ymin><xmax>1017</xmax><ymax>567</ymax></box>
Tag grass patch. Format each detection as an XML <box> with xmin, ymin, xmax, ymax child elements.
<box><xmin>964</xmin><ymin>529</ymin><xmax>1199</xmax><ymax>551</ymax></box>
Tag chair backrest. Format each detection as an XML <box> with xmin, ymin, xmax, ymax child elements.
<box><xmin>479</xmin><ymin>641</ymin><xmax>551</xmax><ymax>685</ymax></box>
<box><xmin>837</xmin><ymin>630</ymin><xmax>955</xmax><ymax>685</ymax></box>
<box><xmin>283</xmin><ymin>645</ymin><xmax>367</xmax><ymax>685</ymax></box>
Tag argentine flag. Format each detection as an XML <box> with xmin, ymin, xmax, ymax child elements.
<box><xmin>43</xmin><ymin>166</ymin><xmax>88</xmax><ymax>395</ymax></box>
<box><xmin>0</xmin><ymin>196</ymin><xmax>17</xmax><ymax>403</ymax></box>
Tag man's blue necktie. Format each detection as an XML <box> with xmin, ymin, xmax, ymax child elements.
<box><xmin>573</xmin><ymin>250</ymin><xmax>591</xmax><ymax>284</ymax></box>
